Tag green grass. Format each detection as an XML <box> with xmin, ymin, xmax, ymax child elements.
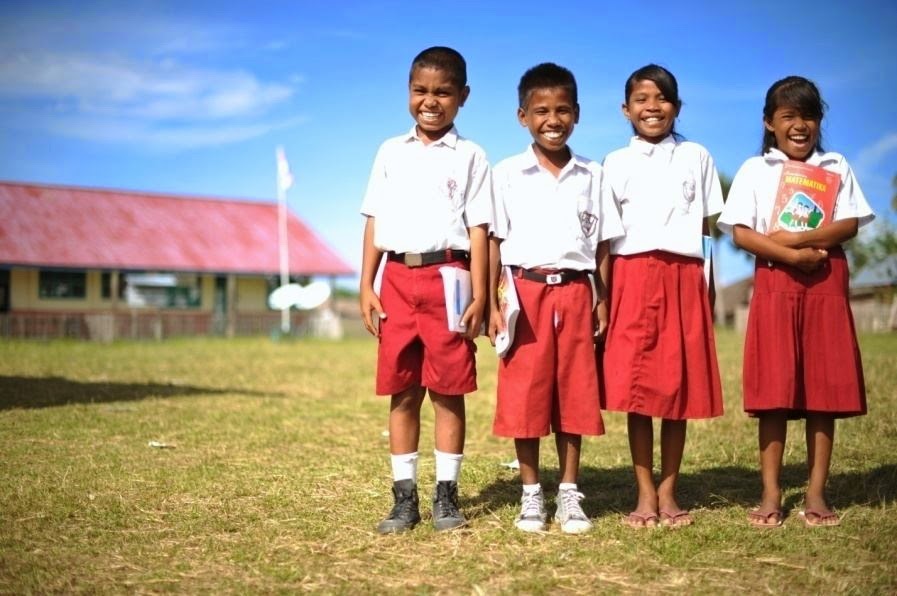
<box><xmin>1</xmin><ymin>330</ymin><xmax>896</xmax><ymax>594</ymax></box>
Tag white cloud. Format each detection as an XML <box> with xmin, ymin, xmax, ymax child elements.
<box><xmin>854</xmin><ymin>133</ymin><xmax>897</xmax><ymax>175</ymax></box>
<box><xmin>0</xmin><ymin>12</ymin><xmax>302</xmax><ymax>151</ymax></box>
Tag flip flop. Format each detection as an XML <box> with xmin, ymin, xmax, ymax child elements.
<box><xmin>800</xmin><ymin>508</ymin><xmax>840</xmax><ymax>527</ymax></box>
<box><xmin>748</xmin><ymin>508</ymin><xmax>784</xmax><ymax>528</ymax></box>
<box><xmin>623</xmin><ymin>511</ymin><xmax>659</xmax><ymax>529</ymax></box>
<box><xmin>659</xmin><ymin>509</ymin><xmax>693</xmax><ymax>528</ymax></box>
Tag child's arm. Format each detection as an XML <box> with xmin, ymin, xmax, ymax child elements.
<box><xmin>732</xmin><ymin>224</ymin><xmax>828</xmax><ymax>274</ymax></box>
<box><xmin>486</xmin><ymin>234</ymin><xmax>504</xmax><ymax>345</ymax></box>
<box><xmin>767</xmin><ymin>217</ymin><xmax>859</xmax><ymax>250</ymax></box>
<box><xmin>593</xmin><ymin>240</ymin><xmax>610</xmax><ymax>340</ymax></box>
<box><xmin>359</xmin><ymin>216</ymin><xmax>386</xmax><ymax>336</ymax></box>
<box><xmin>460</xmin><ymin>224</ymin><xmax>488</xmax><ymax>340</ymax></box>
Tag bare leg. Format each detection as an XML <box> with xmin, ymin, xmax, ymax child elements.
<box><xmin>804</xmin><ymin>413</ymin><xmax>837</xmax><ymax>524</ymax></box>
<box><xmin>627</xmin><ymin>413</ymin><xmax>658</xmax><ymax>517</ymax></box>
<box><xmin>757</xmin><ymin>411</ymin><xmax>787</xmax><ymax>514</ymax></box>
<box><xmin>657</xmin><ymin>419</ymin><xmax>687</xmax><ymax>514</ymax></box>
<box><xmin>429</xmin><ymin>390</ymin><xmax>466</xmax><ymax>454</ymax></box>
<box><xmin>556</xmin><ymin>432</ymin><xmax>581</xmax><ymax>485</ymax></box>
<box><xmin>388</xmin><ymin>385</ymin><xmax>426</xmax><ymax>455</ymax></box>
<box><xmin>515</xmin><ymin>438</ymin><xmax>541</xmax><ymax>485</ymax></box>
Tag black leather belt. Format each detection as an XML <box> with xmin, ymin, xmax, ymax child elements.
<box><xmin>512</xmin><ymin>266</ymin><xmax>588</xmax><ymax>285</ymax></box>
<box><xmin>387</xmin><ymin>249</ymin><xmax>469</xmax><ymax>268</ymax></box>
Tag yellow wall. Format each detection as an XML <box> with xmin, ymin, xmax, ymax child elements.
<box><xmin>10</xmin><ymin>268</ymin><xmax>273</xmax><ymax>313</ymax></box>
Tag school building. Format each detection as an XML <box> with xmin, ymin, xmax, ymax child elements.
<box><xmin>0</xmin><ymin>181</ymin><xmax>354</xmax><ymax>340</ymax></box>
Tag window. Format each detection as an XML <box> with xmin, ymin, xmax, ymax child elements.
<box><xmin>39</xmin><ymin>271</ymin><xmax>86</xmax><ymax>299</ymax></box>
<box><xmin>124</xmin><ymin>273</ymin><xmax>201</xmax><ymax>309</ymax></box>
<box><xmin>101</xmin><ymin>272</ymin><xmax>127</xmax><ymax>300</ymax></box>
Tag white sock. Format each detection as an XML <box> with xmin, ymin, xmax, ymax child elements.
<box><xmin>522</xmin><ymin>483</ymin><xmax>542</xmax><ymax>495</ymax></box>
<box><xmin>558</xmin><ymin>482</ymin><xmax>577</xmax><ymax>492</ymax></box>
<box><xmin>434</xmin><ymin>449</ymin><xmax>463</xmax><ymax>482</ymax></box>
<box><xmin>390</xmin><ymin>452</ymin><xmax>418</xmax><ymax>482</ymax></box>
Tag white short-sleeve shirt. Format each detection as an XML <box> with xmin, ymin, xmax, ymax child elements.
<box><xmin>717</xmin><ymin>148</ymin><xmax>875</xmax><ymax>236</ymax></box>
<box><xmin>360</xmin><ymin>126</ymin><xmax>492</xmax><ymax>253</ymax></box>
<box><xmin>491</xmin><ymin>145</ymin><xmax>624</xmax><ymax>271</ymax></box>
<box><xmin>603</xmin><ymin>136</ymin><xmax>724</xmax><ymax>259</ymax></box>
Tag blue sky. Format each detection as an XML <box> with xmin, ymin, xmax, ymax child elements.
<box><xmin>2</xmin><ymin>0</ymin><xmax>896</xmax><ymax>287</ymax></box>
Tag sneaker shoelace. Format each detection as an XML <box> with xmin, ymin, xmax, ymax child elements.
<box><xmin>559</xmin><ymin>489</ymin><xmax>587</xmax><ymax>520</ymax></box>
<box><xmin>435</xmin><ymin>485</ymin><xmax>460</xmax><ymax>518</ymax></box>
<box><xmin>519</xmin><ymin>490</ymin><xmax>544</xmax><ymax>519</ymax></box>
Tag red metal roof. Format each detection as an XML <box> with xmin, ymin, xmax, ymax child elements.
<box><xmin>0</xmin><ymin>181</ymin><xmax>354</xmax><ymax>276</ymax></box>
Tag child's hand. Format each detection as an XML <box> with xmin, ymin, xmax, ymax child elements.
<box><xmin>459</xmin><ymin>298</ymin><xmax>485</xmax><ymax>340</ymax></box>
<box><xmin>487</xmin><ymin>307</ymin><xmax>506</xmax><ymax>346</ymax></box>
<box><xmin>791</xmin><ymin>247</ymin><xmax>828</xmax><ymax>274</ymax></box>
<box><xmin>593</xmin><ymin>300</ymin><xmax>609</xmax><ymax>342</ymax></box>
<box><xmin>359</xmin><ymin>287</ymin><xmax>386</xmax><ymax>337</ymax></box>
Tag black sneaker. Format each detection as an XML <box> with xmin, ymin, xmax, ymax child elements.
<box><xmin>376</xmin><ymin>479</ymin><xmax>421</xmax><ymax>534</ymax></box>
<box><xmin>432</xmin><ymin>480</ymin><xmax>467</xmax><ymax>531</ymax></box>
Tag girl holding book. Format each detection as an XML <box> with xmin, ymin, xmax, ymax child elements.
<box><xmin>601</xmin><ymin>64</ymin><xmax>724</xmax><ymax>529</ymax></box>
<box><xmin>717</xmin><ymin>76</ymin><xmax>874</xmax><ymax>528</ymax></box>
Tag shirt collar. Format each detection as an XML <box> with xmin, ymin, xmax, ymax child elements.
<box><xmin>520</xmin><ymin>143</ymin><xmax>590</xmax><ymax>175</ymax></box>
<box><xmin>763</xmin><ymin>147</ymin><xmax>839</xmax><ymax>166</ymax></box>
<box><xmin>403</xmin><ymin>125</ymin><xmax>459</xmax><ymax>148</ymax></box>
<box><xmin>629</xmin><ymin>134</ymin><xmax>677</xmax><ymax>156</ymax></box>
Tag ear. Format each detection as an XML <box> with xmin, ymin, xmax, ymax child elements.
<box><xmin>764</xmin><ymin>117</ymin><xmax>775</xmax><ymax>132</ymax></box>
<box><xmin>459</xmin><ymin>85</ymin><xmax>470</xmax><ymax>107</ymax></box>
<box><xmin>574</xmin><ymin>103</ymin><xmax>581</xmax><ymax>124</ymax></box>
<box><xmin>621</xmin><ymin>102</ymin><xmax>631</xmax><ymax>121</ymax></box>
<box><xmin>517</xmin><ymin>106</ymin><xmax>527</xmax><ymax>127</ymax></box>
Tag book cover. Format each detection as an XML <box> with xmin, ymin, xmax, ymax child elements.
<box><xmin>494</xmin><ymin>266</ymin><xmax>520</xmax><ymax>358</ymax></box>
<box><xmin>769</xmin><ymin>161</ymin><xmax>840</xmax><ymax>233</ymax></box>
<box><xmin>439</xmin><ymin>266</ymin><xmax>471</xmax><ymax>333</ymax></box>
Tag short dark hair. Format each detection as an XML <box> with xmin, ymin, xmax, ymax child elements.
<box><xmin>518</xmin><ymin>63</ymin><xmax>578</xmax><ymax>108</ymax></box>
<box><xmin>761</xmin><ymin>75</ymin><xmax>826</xmax><ymax>154</ymax></box>
<box><xmin>624</xmin><ymin>64</ymin><xmax>683</xmax><ymax>139</ymax></box>
<box><xmin>409</xmin><ymin>46</ymin><xmax>467</xmax><ymax>89</ymax></box>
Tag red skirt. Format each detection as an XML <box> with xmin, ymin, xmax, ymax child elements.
<box><xmin>602</xmin><ymin>251</ymin><xmax>723</xmax><ymax>420</ymax></box>
<box><xmin>743</xmin><ymin>247</ymin><xmax>866</xmax><ymax>418</ymax></box>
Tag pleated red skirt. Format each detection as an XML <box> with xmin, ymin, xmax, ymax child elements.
<box><xmin>742</xmin><ymin>246</ymin><xmax>866</xmax><ymax>418</ymax></box>
<box><xmin>602</xmin><ymin>251</ymin><xmax>723</xmax><ymax>420</ymax></box>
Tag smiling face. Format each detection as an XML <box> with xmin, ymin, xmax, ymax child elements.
<box><xmin>518</xmin><ymin>86</ymin><xmax>579</xmax><ymax>160</ymax></box>
<box><xmin>622</xmin><ymin>79</ymin><xmax>679</xmax><ymax>143</ymax></box>
<box><xmin>764</xmin><ymin>106</ymin><xmax>819</xmax><ymax>161</ymax></box>
<box><xmin>408</xmin><ymin>66</ymin><xmax>468</xmax><ymax>144</ymax></box>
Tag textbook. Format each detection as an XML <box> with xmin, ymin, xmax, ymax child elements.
<box><xmin>769</xmin><ymin>161</ymin><xmax>840</xmax><ymax>233</ymax></box>
<box><xmin>439</xmin><ymin>266</ymin><xmax>471</xmax><ymax>333</ymax></box>
<box><xmin>494</xmin><ymin>266</ymin><xmax>520</xmax><ymax>358</ymax></box>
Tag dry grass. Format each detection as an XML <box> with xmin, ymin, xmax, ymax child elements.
<box><xmin>1</xmin><ymin>331</ymin><xmax>896</xmax><ymax>594</ymax></box>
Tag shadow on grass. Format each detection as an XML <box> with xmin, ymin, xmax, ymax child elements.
<box><xmin>471</xmin><ymin>463</ymin><xmax>897</xmax><ymax>519</ymax></box>
<box><xmin>0</xmin><ymin>375</ymin><xmax>277</xmax><ymax>410</ymax></box>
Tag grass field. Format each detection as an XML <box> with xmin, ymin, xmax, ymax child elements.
<box><xmin>1</xmin><ymin>330</ymin><xmax>896</xmax><ymax>594</ymax></box>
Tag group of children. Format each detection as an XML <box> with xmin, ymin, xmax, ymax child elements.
<box><xmin>359</xmin><ymin>47</ymin><xmax>874</xmax><ymax>535</ymax></box>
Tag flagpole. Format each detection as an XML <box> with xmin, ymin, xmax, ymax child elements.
<box><xmin>276</xmin><ymin>146</ymin><xmax>291</xmax><ymax>334</ymax></box>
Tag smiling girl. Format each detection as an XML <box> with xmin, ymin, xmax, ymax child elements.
<box><xmin>601</xmin><ymin>64</ymin><xmax>725</xmax><ymax>529</ymax></box>
<box><xmin>717</xmin><ymin>76</ymin><xmax>874</xmax><ymax>528</ymax></box>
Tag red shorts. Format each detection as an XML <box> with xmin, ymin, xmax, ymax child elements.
<box><xmin>743</xmin><ymin>247</ymin><xmax>866</xmax><ymax>418</ymax></box>
<box><xmin>602</xmin><ymin>251</ymin><xmax>723</xmax><ymax>420</ymax></box>
<box><xmin>493</xmin><ymin>275</ymin><xmax>604</xmax><ymax>438</ymax></box>
<box><xmin>376</xmin><ymin>259</ymin><xmax>476</xmax><ymax>396</ymax></box>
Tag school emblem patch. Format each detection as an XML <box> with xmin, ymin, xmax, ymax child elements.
<box><xmin>579</xmin><ymin>211</ymin><xmax>598</xmax><ymax>237</ymax></box>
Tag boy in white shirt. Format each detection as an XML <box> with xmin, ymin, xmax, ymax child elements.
<box><xmin>488</xmin><ymin>63</ymin><xmax>623</xmax><ymax>534</ymax></box>
<box><xmin>360</xmin><ymin>46</ymin><xmax>491</xmax><ymax>534</ymax></box>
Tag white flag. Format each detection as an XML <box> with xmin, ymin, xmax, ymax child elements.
<box><xmin>276</xmin><ymin>146</ymin><xmax>293</xmax><ymax>192</ymax></box>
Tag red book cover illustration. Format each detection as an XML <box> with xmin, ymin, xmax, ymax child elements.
<box><xmin>769</xmin><ymin>161</ymin><xmax>840</xmax><ymax>233</ymax></box>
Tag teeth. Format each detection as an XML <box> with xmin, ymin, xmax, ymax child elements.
<box><xmin>543</xmin><ymin>131</ymin><xmax>563</xmax><ymax>140</ymax></box>
<box><xmin>420</xmin><ymin>111</ymin><xmax>440</xmax><ymax>120</ymax></box>
<box><xmin>645</xmin><ymin>117</ymin><xmax>662</xmax><ymax>123</ymax></box>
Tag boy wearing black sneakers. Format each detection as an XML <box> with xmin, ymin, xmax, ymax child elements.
<box><xmin>359</xmin><ymin>46</ymin><xmax>492</xmax><ymax>533</ymax></box>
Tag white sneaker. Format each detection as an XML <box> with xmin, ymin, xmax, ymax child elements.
<box><xmin>555</xmin><ymin>488</ymin><xmax>592</xmax><ymax>534</ymax></box>
<box><xmin>514</xmin><ymin>488</ymin><xmax>548</xmax><ymax>532</ymax></box>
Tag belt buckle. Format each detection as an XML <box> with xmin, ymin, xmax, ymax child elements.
<box><xmin>545</xmin><ymin>273</ymin><xmax>563</xmax><ymax>285</ymax></box>
<box><xmin>405</xmin><ymin>253</ymin><xmax>423</xmax><ymax>267</ymax></box>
